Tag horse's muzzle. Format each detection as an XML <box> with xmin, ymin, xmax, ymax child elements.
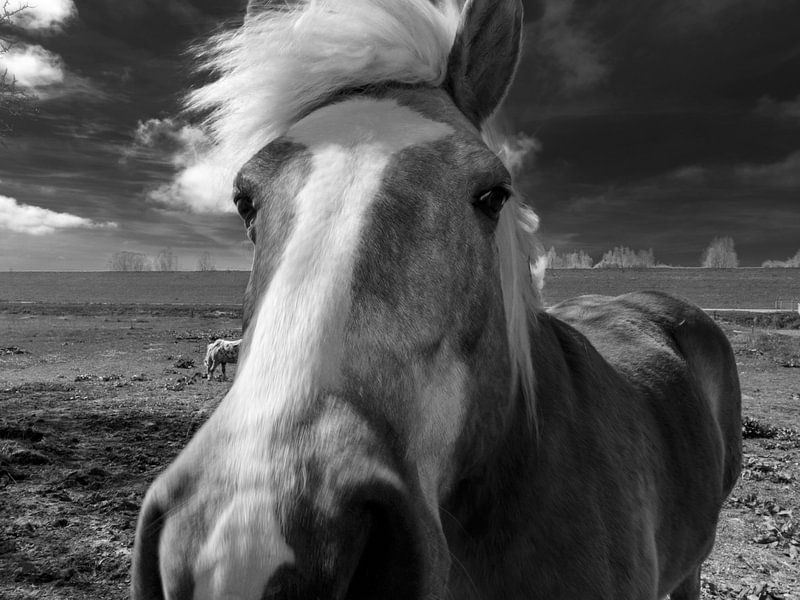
<box><xmin>131</xmin><ymin>399</ymin><xmax>445</xmax><ymax>600</ymax></box>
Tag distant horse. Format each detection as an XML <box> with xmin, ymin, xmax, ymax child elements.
<box><xmin>203</xmin><ymin>338</ymin><xmax>241</xmax><ymax>381</ymax></box>
<box><xmin>132</xmin><ymin>1</ymin><xmax>741</xmax><ymax>599</ymax></box>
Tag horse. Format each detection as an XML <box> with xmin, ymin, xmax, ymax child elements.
<box><xmin>132</xmin><ymin>1</ymin><xmax>742</xmax><ymax>598</ymax></box>
<box><xmin>203</xmin><ymin>338</ymin><xmax>241</xmax><ymax>381</ymax></box>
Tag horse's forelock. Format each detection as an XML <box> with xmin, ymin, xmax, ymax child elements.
<box><xmin>187</xmin><ymin>0</ymin><xmax>461</xmax><ymax>186</ymax></box>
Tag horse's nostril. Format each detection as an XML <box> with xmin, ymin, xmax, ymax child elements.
<box><xmin>343</xmin><ymin>498</ymin><xmax>424</xmax><ymax>600</ymax></box>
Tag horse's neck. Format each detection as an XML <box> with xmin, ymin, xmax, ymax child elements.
<box><xmin>440</xmin><ymin>313</ymin><xmax>593</xmax><ymax>598</ymax></box>
<box><xmin>443</xmin><ymin>312</ymin><xmax>571</xmax><ymax>535</ymax></box>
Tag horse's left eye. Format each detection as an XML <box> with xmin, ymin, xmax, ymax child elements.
<box><xmin>234</xmin><ymin>191</ymin><xmax>256</xmax><ymax>226</ymax></box>
<box><xmin>474</xmin><ymin>186</ymin><xmax>510</xmax><ymax>221</ymax></box>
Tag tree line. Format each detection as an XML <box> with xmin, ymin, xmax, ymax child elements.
<box><xmin>546</xmin><ymin>237</ymin><xmax>800</xmax><ymax>269</ymax></box>
<box><xmin>109</xmin><ymin>249</ymin><xmax>216</xmax><ymax>271</ymax></box>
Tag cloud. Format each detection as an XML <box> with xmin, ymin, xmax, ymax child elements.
<box><xmin>498</xmin><ymin>134</ymin><xmax>541</xmax><ymax>178</ymax></box>
<box><xmin>7</xmin><ymin>0</ymin><xmax>78</xmax><ymax>31</ymax></box>
<box><xmin>0</xmin><ymin>43</ymin><xmax>108</xmax><ymax>101</ymax></box>
<box><xmin>735</xmin><ymin>151</ymin><xmax>800</xmax><ymax>189</ymax></box>
<box><xmin>0</xmin><ymin>44</ymin><xmax>64</xmax><ymax>88</ymax></box>
<box><xmin>669</xmin><ymin>166</ymin><xmax>707</xmax><ymax>183</ymax></box>
<box><xmin>756</xmin><ymin>95</ymin><xmax>800</xmax><ymax>122</ymax></box>
<box><xmin>0</xmin><ymin>195</ymin><xmax>117</xmax><ymax>235</ymax></box>
<box><xmin>7</xmin><ymin>0</ymin><xmax>77</xmax><ymax>31</ymax></box>
<box><xmin>133</xmin><ymin>117</ymin><xmax>208</xmax><ymax>156</ymax></box>
<box><xmin>130</xmin><ymin>118</ymin><xmax>233</xmax><ymax>213</ymax></box>
<box><xmin>529</xmin><ymin>0</ymin><xmax>608</xmax><ymax>92</ymax></box>
<box><xmin>666</xmin><ymin>0</ymin><xmax>746</xmax><ymax>26</ymax></box>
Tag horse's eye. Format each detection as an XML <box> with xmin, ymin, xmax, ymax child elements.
<box><xmin>474</xmin><ymin>186</ymin><xmax>510</xmax><ymax>221</ymax></box>
<box><xmin>234</xmin><ymin>191</ymin><xmax>256</xmax><ymax>226</ymax></box>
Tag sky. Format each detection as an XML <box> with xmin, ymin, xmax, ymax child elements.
<box><xmin>0</xmin><ymin>0</ymin><xmax>798</xmax><ymax>270</ymax></box>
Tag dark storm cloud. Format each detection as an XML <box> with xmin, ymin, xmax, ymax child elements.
<box><xmin>516</xmin><ymin>0</ymin><xmax>800</xmax><ymax>110</ymax></box>
<box><xmin>508</xmin><ymin>0</ymin><xmax>800</xmax><ymax>266</ymax></box>
<box><xmin>1</xmin><ymin>0</ymin><xmax>798</xmax><ymax>269</ymax></box>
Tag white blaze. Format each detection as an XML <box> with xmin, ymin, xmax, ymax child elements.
<box><xmin>228</xmin><ymin>98</ymin><xmax>452</xmax><ymax>429</ymax></box>
<box><xmin>192</xmin><ymin>98</ymin><xmax>455</xmax><ymax>599</ymax></box>
<box><xmin>193</xmin><ymin>493</ymin><xmax>294</xmax><ymax>600</ymax></box>
<box><xmin>224</xmin><ymin>98</ymin><xmax>451</xmax><ymax>428</ymax></box>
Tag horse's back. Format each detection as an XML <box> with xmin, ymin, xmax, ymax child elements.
<box><xmin>549</xmin><ymin>290</ymin><xmax>741</xmax><ymax>493</ymax></box>
<box><xmin>545</xmin><ymin>290</ymin><xmax>742</xmax><ymax>595</ymax></box>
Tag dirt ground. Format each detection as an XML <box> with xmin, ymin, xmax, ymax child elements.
<box><xmin>1</xmin><ymin>308</ymin><xmax>798</xmax><ymax>599</ymax></box>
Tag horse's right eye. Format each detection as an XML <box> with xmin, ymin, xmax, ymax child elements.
<box><xmin>234</xmin><ymin>191</ymin><xmax>256</xmax><ymax>226</ymax></box>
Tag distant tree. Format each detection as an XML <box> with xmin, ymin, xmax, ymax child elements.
<box><xmin>594</xmin><ymin>247</ymin><xmax>655</xmax><ymax>269</ymax></box>
<box><xmin>1</xmin><ymin>2</ymin><xmax>34</xmax><ymax>137</ymax></box>
<box><xmin>701</xmin><ymin>237</ymin><xmax>739</xmax><ymax>268</ymax></box>
<box><xmin>762</xmin><ymin>249</ymin><xmax>800</xmax><ymax>268</ymax></box>
<box><xmin>110</xmin><ymin>251</ymin><xmax>149</xmax><ymax>272</ymax></box>
<box><xmin>544</xmin><ymin>246</ymin><xmax>593</xmax><ymax>269</ymax></box>
<box><xmin>155</xmin><ymin>247</ymin><xmax>179</xmax><ymax>271</ymax></box>
<box><xmin>197</xmin><ymin>251</ymin><xmax>216</xmax><ymax>271</ymax></box>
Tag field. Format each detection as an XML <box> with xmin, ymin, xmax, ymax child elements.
<box><xmin>1</xmin><ymin>268</ymin><xmax>799</xmax><ymax>309</ymax></box>
<box><xmin>1</xmin><ymin>269</ymin><xmax>799</xmax><ymax>599</ymax></box>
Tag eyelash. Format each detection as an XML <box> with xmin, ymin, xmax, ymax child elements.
<box><xmin>473</xmin><ymin>185</ymin><xmax>511</xmax><ymax>221</ymax></box>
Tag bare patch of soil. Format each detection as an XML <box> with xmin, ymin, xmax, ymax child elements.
<box><xmin>0</xmin><ymin>310</ymin><xmax>239</xmax><ymax>599</ymax></box>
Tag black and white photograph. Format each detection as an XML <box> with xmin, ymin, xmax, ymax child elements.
<box><xmin>1</xmin><ymin>0</ymin><xmax>798</xmax><ymax>598</ymax></box>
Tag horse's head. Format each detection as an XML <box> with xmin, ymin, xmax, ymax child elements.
<box><xmin>133</xmin><ymin>1</ymin><xmax>539</xmax><ymax>598</ymax></box>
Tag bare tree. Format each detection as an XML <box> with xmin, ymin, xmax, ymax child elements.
<box><xmin>762</xmin><ymin>249</ymin><xmax>800</xmax><ymax>268</ymax></box>
<box><xmin>1</xmin><ymin>1</ymin><xmax>34</xmax><ymax>137</ymax></box>
<box><xmin>109</xmin><ymin>251</ymin><xmax>149</xmax><ymax>272</ymax></box>
<box><xmin>197</xmin><ymin>251</ymin><xmax>216</xmax><ymax>271</ymax></box>
<box><xmin>155</xmin><ymin>247</ymin><xmax>179</xmax><ymax>271</ymax></box>
<box><xmin>701</xmin><ymin>237</ymin><xmax>739</xmax><ymax>268</ymax></box>
<box><xmin>544</xmin><ymin>247</ymin><xmax>593</xmax><ymax>269</ymax></box>
<box><xmin>594</xmin><ymin>247</ymin><xmax>655</xmax><ymax>269</ymax></box>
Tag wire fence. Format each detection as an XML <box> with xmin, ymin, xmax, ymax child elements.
<box><xmin>773</xmin><ymin>297</ymin><xmax>800</xmax><ymax>313</ymax></box>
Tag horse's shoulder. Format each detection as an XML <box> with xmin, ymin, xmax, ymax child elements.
<box><xmin>545</xmin><ymin>291</ymin><xmax>719</xmax><ymax>381</ymax></box>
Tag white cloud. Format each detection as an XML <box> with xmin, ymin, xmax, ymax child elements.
<box><xmin>0</xmin><ymin>195</ymin><xmax>117</xmax><ymax>235</ymax></box>
<box><xmin>496</xmin><ymin>133</ymin><xmax>541</xmax><ymax>176</ymax></box>
<box><xmin>132</xmin><ymin>118</ymin><xmax>234</xmax><ymax>213</ymax></box>
<box><xmin>7</xmin><ymin>0</ymin><xmax>77</xmax><ymax>31</ymax></box>
<box><xmin>134</xmin><ymin>117</ymin><xmax>208</xmax><ymax>153</ymax></box>
<box><xmin>0</xmin><ymin>43</ymin><xmax>106</xmax><ymax>101</ymax></box>
<box><xmin>147</xmin><ymin>159</ymin><xmax>233</xmax><ymax>213</ymax></box>
<box><xmin>0</xmin><ymin>44</ymin><xmax>64</xmax><ymax>88</ymax></box>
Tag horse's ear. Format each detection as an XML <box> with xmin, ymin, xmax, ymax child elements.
<box><xmin>443</xmin><ymin>0</ymin><xmax>523</xmax><ymax>126</ymax></box>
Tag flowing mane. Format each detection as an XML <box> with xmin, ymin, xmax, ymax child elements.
<box><xmin>188</xmin><ymin>0</ymin><xmax>461</xmax><ymax>172</ymax></box>
<box><xmin>188</xmin><ymin>0</ymin><xmax>542</xmax><ymax>416</ymax></box>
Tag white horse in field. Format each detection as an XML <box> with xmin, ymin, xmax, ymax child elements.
<box><xmin>203</xmin><ymin>338</ymin><xmax>240</xmax><ymax>381</ymax></box>
<box><xmin>132</xmin><ymin>1</ymin><xmax>741</xmax><ymax>598</ymax></box>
